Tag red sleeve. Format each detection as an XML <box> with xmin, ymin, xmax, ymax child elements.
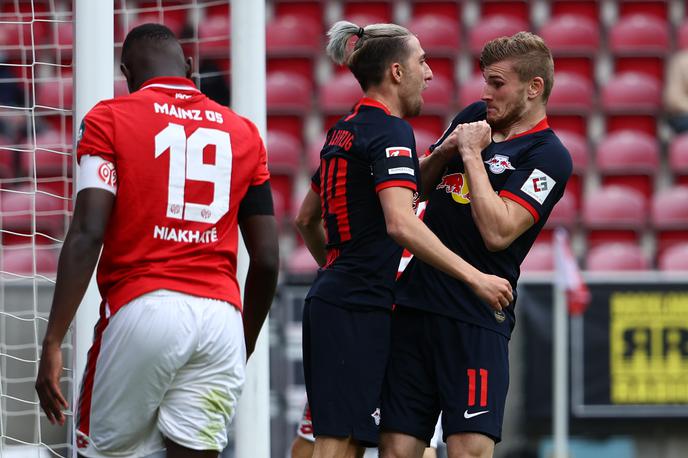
<box><xmin>248</xmin><ymin>122</ymin><xmax>270</xmax><ymax>186</ymax></box>
<box><xmin>76</xmin><ymin>102</ymin><xmax>115</xmax><ymax>164</ymax></box>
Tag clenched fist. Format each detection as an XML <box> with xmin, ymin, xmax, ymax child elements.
<box><xmin>455</xmin><ymin>121</ymin><xmax>492</xmax><ymax>160</ymax></box>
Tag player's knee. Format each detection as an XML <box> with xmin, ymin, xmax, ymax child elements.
<box><xmin>446</xmin><ymin>432</ymin><xmax>494</xmax><ymax>458</ymax></box>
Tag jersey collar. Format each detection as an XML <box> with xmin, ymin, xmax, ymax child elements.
<box><xmin>506</xmin><ymin>117</ymin><xmax>550</xmax><ymax>141</ymax></box>
<box><xmin>139</xmin><ymin>76</ymin><xmax>200</xmax><ymax>93</ymax></box>
<box><xmin>356</xmin><ymin>97</ymin><xmax>391</xmax><ymax>115</ymax></box>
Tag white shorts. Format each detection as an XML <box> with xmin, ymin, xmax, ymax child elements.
<box><xmin>296</xmin><ymin>400</ymin><xmax>314</xmax><ymax>442</ymax></box>
<box><xmin>76</xmin><ymin>290</ymin><xmax>246</xmax><ymax>458</ymax></box>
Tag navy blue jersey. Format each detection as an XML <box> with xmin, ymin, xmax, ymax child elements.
<box><xmin>307</xmin><ymin>98</ymin><xmax>420</xmax><ymax>310</ymax></box>
<box><xmin>395</xmin><ymin>102</ymin><xmax>572</xmax><ymax>337</ymax></box>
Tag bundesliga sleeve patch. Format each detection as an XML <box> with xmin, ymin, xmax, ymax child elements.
<box><xmin>520</xmin><ymin>168</ymin><xmax>555</xmax><ymax>204</ymax></box>
<box><xmin>388</xmin><ymin>167</ymin><xmax>415</xmax><ymax>176</ymax></box>
<box><xmin>385</xmin><ymin>146</ymin><xmax>412</xmax><ymax>158</ymax></box>
<box><xmin>77</xmin><ymin>154</ymin><xmax>118</xmax><ymax>195</ymax></box>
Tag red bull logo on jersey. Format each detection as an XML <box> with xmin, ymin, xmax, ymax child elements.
<box><xmin>436</xmin><ymin>172</ymin><xmax>471</xmax><ymax>204</ymax></box>
<box><xmin>484</xmin><ymin>154</ymin><xmax>515</xmax><ymax>174</ymax></box>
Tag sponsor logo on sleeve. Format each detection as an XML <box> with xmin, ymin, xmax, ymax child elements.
<box><xmin>388</xmin><ymin>166</ymin><xmax>415</xmax><ymax>176</ymax></box>
<box><xmin>520</xmin><ymin>168</ymin><xmax>555</xmax><ymax>204</ymax></box>
<box><xmin>385</xmin><ymin>146</ymin><xmax>412</xmax><ymax>158</ymax></box>
<box><xmin>484</xmin><ymin>154</ymin><xmax>515</xmax><ymax>174</ymax></box>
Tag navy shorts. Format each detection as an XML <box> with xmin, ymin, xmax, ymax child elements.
<box><xmin>381</xmin><ymin>306</ymin><xmax>509</xmax><ymax>444</ymax></box>
<box><xmin>302</xmin><ymin>297</ymin><xmax>391</xmax><ymax>447</ymax></box>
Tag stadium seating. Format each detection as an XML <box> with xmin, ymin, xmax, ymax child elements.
<box><xmin>539</xmin><ymin>15</ymin><xmax>599</xmax><ymax>82</ymax></box>
<box><xmin>521</xmin><ymin>242</ymin><xmax>554</xmax><ymax>272</ymax></box>
<box><xmin>266</xmin><ymin>71</ymin><xmax>312</xmax><ymax>140</ymax></box>
<box><xmin>273</xmin><ymin>0</ymin><xmax>324</xmax><ymax>25</ymax></box>
<box><xmin>595</xmin><ymin>130</ymin><xmax>659</xmax><ymax>199</ymax></box>
<box><xmin>1</xmin><ymin>244</ymin><xmax>59</xmax><ymax>277</ymax></box>
<box><xmin>547</xmin><ymin>71</ymin><xmax>594</xmax><ymax>114</ymax></box>
<box><xmin>549</xmin><ymin>1</ymin><xmax>599</xmax><ymax>22</ymax></box>
<box><xmin>343</xmin><ymin>1</ymin><xmax>393</xmax><ymax>23</ymax></box>
<box><xmin>586</xmin><ymin>242</ymin><xmax>649</xmax><ymax>271</ymax></box>
<box><xmin>651</xmin><ymin>186</ymin><xmax>688</xmax><ymax>257</ymax></box>
<box><xmin>410</xmin><ymin>1</ymin><xmax>461</xmax><ymax>21</ymax></box>
<box><xmin>286</xmin><ymin>245</ymin><xmax>319</xmax><ymax>276</ymax></box>
<box><xmin>582</xmin><ymin>185</ymin><xmax>647</xmax><ymax>248</ymax></box>
<box><xmin>197</xmin><ymin>13</ymin><xmax>231</xmax><ymax>59</ymax></box>
<box><xmin>319</xmin><ymin>72</ymin><xmax>363</xmax><ymax>129</ymax></box>
<box><xmin>458</xmin><ymin>73</ymin><xmax>485</xmax><ymax>109</ymax></box>
<box><xmin>1</xmin><ymin>184</ymin><xmax>66</xmax><ymax>242</ymax></box>
<box><xmin>479</xmin><ymin>0</ymin><xmax>530</xmax><ymax>22</ymax></box>
<box><xmin>267</xmin><ymin>15</ymin><xmax>321</xmax><ymax>58</ymax></box>
<box><xmin>669</xmin><ymin>133</ymin><xmax>688</xmax><ymax>185</ymax></box>
<box><xmin>679</xmin><ymin>19</ymin><xmax>688</xmax><ymax>49</ymax></box>
<box><xmin>545</xmin><ymin>191</ymin><xmax>578</xmax><ymax>231</ymax></box>
<box><xmin>469</xmin><ymin>15</ymin><xmax>528</xmax><ymax>56</ymax></box>
<box><xmin>601</xmin><ymin>72</ymin><xmax>661</xmax><ymax>134</ymax></box>
<box><xmin>609</xmin><ymin>14</ymin><xmax>668</xmax><ymax>80</ymax></box>
<box><xmin>406</xmin><ymin>14</ymin><xmax>460</xmax><ymax>80</ymax></box>
<box><xmin>35</xmin><ymin>77</ymin><xmax>73</xmax><ymax>109</ymax></box>
<box><xmin>658</xmin><ymin>243</ymin><xmax>688</xmax><ymax>271</ymax></box>
<box><xmin>617</xmin><ymin>0</ymin><xmax>668</xmax><ymax>20</ymax></box>
<box><xmin>420</xmin><ymin>74</ymin><xmax>454</xmax><ymax>116</ymax></box>
<box><xmin>555</xmin><ymin>130</ymin><xmax>588</xmax><ymax>206</ymax></box>
<box><xmin>306</xmin><ymin>132</ymin><xmax>327</xmax><ymax>173</ymax></box>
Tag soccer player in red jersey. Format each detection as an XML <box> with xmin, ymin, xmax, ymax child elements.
<box><xmin>35</xmin><ymin>24</ymin><xmax>279</xmax><ymax>458</ymax></box>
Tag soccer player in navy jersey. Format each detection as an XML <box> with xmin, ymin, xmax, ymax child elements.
<box><xmin>295</xmin><ymin>21</ymin><xmax>513</xmax><ymax>458</ymax></box>
<box><xmin>380</xmin><ymin>32</ymin><xmax>573</xmax><ymax>458</ymax></box>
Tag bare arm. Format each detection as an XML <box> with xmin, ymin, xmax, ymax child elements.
<box><xmin>36</xmin><ymin>188</ymin><xmax>114</xmax><ymax>425</ymax></box>
<box><xmin>240</xmin><ymin>214</ymin><xmax>280</xmax><ymax>359</ymax></box>
<box><xmin>418</xmin><ymin>145</ymin><xmax>453</xmax><ymax>201</ymax></box>
<box><xmin>294</xmin><ymin>188</ymin><xmax>327</xmax><ymax>266</ymax></box>
<box><xmin>379</xmin><ymin>186</ymin><xmax>512</xmax><ymax>310</ymax></box>
<box><xmin>454</xmin><ymin>122</ymin><xmax>535</xmax><ymax>251</ymax></box>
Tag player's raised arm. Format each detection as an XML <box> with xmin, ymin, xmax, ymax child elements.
<box><xmin>378</xmin><ymin>186</ymin><xmax>512</xmax><ymax>311</ymax></box>
<box><xmin>36</xmin><ymin>188</ymin><xmax>114</xmax><ymax>425</ymax></box>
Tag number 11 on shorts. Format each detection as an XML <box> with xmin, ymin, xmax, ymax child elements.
<box><xmin>467</xmin><ymin>368</ymin><xmax>488</xmax><ymax>407</ymax></box>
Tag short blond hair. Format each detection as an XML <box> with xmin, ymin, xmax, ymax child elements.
<box><xmin>480</xmin><ymin>32</ymin><xmax>554</xmax><ymax>102</ymax></box>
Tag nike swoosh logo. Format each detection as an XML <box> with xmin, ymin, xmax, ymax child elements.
<box><xmin>464</xmin><ymin>409</ymin><xmax>489</xmax><ymax>419</ymax></box>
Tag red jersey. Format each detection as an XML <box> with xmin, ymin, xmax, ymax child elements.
<box><xmin>76</xmin><ymin>76</ymin><xmax>269</xmax><ymax>315</ymax></box>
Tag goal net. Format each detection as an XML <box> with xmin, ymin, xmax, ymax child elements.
<box><xmin>0</xmin><ymin>1</ymin><xmax>232</xmax><ymax>456</ymax></box>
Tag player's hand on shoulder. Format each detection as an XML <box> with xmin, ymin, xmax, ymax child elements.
<box><xmin>455</xmin><ymin>121</ymin><xmax>491</xmax><ymax>158</ymax></box>
<box><xmin>468</xmin><ymin>272</ymin><xmax>513</xmax><ymax>312</ymax></box>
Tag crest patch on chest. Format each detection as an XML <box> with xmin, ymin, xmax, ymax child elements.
<box><xmin>484</xmin><ymin>154</ymin><xmax>515</xmax><ymax>174</ymax></box>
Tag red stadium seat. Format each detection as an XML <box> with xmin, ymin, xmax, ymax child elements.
<box><xmin>410</xmin><ymin>1</ymin><xmax>461</xmax><ymax>21</ymax></box>
<box><xmin>547</xmin><ymin>72</ymin><xmax>593</xmax><ymax>113</ymax></box>
<box><xmin>547</xmin><ymin>115</ymin><xmax>587</xmax><ymax>137</ymax></box>
<box><xmin>595</xmin><ymin>130</ymin><xmax>659</xmax><ymax>199</ymax></box>
<box><xmin>341</xmin><ymin>13</ymin><xmax>390</xmax><ymax>27</ymax></box>
<box><xmin>480</xmin><ymin>1</ymin><xmax>530</xmax><ymax>22</ymax></box>
<box><xmin>21</xmin><ymin>129</ymin><xmax>73</xmax><ymax>178</ymax></box>
<box><xmin>343</xmin><ymin>1</ymin><xmax>393</xmax><ymax>23</ymax></box>
<box><xmin>582</xmin><ymin>185</ymin><xmax>647</xmax><ymax>248</ymax></box>
<box><xmin>197</xmin><ymin>14</ymin><xmax>230</xmax><ymax>58</ymax></box>
<box><xmin>545</xmin><ymin>190</ymin><xmax>578</xmax><ymax>230</ymax></box>
<box><xmin>679</xmin><ymin>20</ymin><xmax>688</xmax><ymax>49</ymax></box>
<box><xmin>550</xmin><ymin>1</ymin><xmax>599</xmax><ymax>22</ymax></box>
<box><xmin>319</xmin><ymin>72</ymin><xmax>363</xmax><ymax>129</ymax></box>
<box><xmin>35</xmin><ymin>77</ymin><xmax>73</xmax><ymax>109</ymax></box>
<box><xmin>306</xmin><ymin>132</ymin><xmax>327</xmax><ymax>173</ymax></box>
<box><xmin>586</xmin><ymin>243</ymin><xmax>649</xmax><ymax>271</ymax></box>
<box><xmin>669</xmin><ymin>133</ymin><xmax>688</xmax><ymax>185</ymax></box>
<box><xmin>267</xmin><ymin>130</ymin><xmax>302</xmax><ymax>175</ymax></box>
<box><xmin>609</xmin><ymin>15</ymin><xmax>668</xmax><ymax>80</ymax></box>
<box><xmin>618</xmin><ymin>1</ymin><xmax>667</xmax><ymax>20</ymax></box>
<box><xmin>267</xmin><ymin>15</ymin><xmax>321</xmax><ymax>58</ymax></box>
<box><xmin>1</xmin><ymin>245</ymin><xmax>59</xmax><ymax>278</ymax></box>
<box><xmin>602</xmin><ymin>72</ymin><xmax>661</xmax><ymax>135</ymax></box>
<box><xmin>407</xmin><ymin>14</ymin><xmax>460</xmax><ymax>80</ymax></box>
<box><xmin>610</xmin><ymin>14</ymin><xmax>669</xmax><ymax>54</ymax></box>
<box><xmin>521</xmin><ymin>242</ymin><xmax>554</xmax><ymax>272</ymax></box>
<box><xmin>555</xmin><ymin>130</ymin><xmax>587</xmax><ymax>206</ymax></box>
<box><xmin>273</xmin><ymin>0</ymin><xmax>323</xmax><ymax>25</ymax></box>
<box><xmin>0</xmin><ymin>134</ymin><xmax>16</xmax><ymax>178</ymax></box>
<box><xmin>458</xmin><ymin>73</ymin><xmax>484</xmax><ymax>108</ymax></box>
<box><xmin>421</xmin><ymin>74</ymin><xmax>455</xmax><ymax>116</ymax></box>
<box><xmin>1</xmin><ymin>184</ymin><xmax>66</xmax><ymax>241</ymax></box>
<box><xmin>266</xmin><ymin>71</ymin><xmax>311</xmax><ymax>114</ymax></box>
<box><xmin>469</xmin><ymin>15</ymin><xmax>528</xmax><ymax>55</ymax></box>
<box><xmin>287</xmin><ymin>245</ymin><xmax>319</xmax><ymax>276</ymax></box>
<box><xmin>538</xmin><ymin>15</ymin><xmax>599</xmax><ymax>55</ymax></box>
<box><xmin>651</xmin><ymin>186</ymin><xmax>688</xmax><ymax>257</ymax></box>
<box><xmin>658</xmin><ymin>243</ymin><xmax>688</xmax><ymax>271</ymax></box>
<box><xmin>415</xmin><ymin>129</ymin><xmax>441</xmax><ymax>156</ymax></box>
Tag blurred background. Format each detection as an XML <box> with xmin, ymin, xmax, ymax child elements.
<box><xmin>1</xmin><ymin>1</ymin><xmax>687</xmax><ymax>457</ymax></box>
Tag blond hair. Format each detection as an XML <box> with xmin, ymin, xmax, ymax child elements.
<box><xmin>480</xmin><ymin>32</ymin><xmax>554</xmax><ymax>102</ymax></box>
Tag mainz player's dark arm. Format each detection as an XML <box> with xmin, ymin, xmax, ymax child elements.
<box><xmin>240</xmin><ymin>209</ymin><xmax>279</xmax><ymax>359</ymax></box>
<box><xmin>36</xmin><ymin>189</ymin><xmax>114</xmax><ymax>425</ymax></box>
<box><xmin>294</xmin><ymin>188</ymin><xmax>327</xmax><ymax>266</ymax></box>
